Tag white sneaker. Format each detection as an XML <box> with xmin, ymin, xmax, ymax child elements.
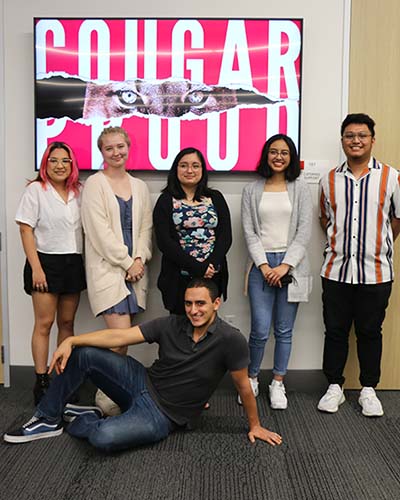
<box><xmin>95</xmin><ymin>389</ymin><xmax>121</xmax><ymax>417</ymax></box>
<box><xmin>237</xmin><ymin>377</ymin><xmax>259</xmax><ymax>405</ymax></box>
<box><xmin>317</xmin><ymin>384</ymin><xmax>345</xmax><ymax>413</ymax></box>
<box><xmin>358</xmin><ymin>387</ymin><xmax>384</xmax><ymax>417</ymax></box>
<box><xmin>269</xmin><ymin>379</ymin><xmax>287</xmax><ymax>410</ymax></box>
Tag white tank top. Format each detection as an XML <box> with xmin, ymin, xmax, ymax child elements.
<box><xmin>258</xmin><ymin>191</ymin><xmax>292</xmax><ymax>252</ymax></box>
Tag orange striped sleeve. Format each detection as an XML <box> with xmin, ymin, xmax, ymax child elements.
<box><xmin>325</xmin><ymin>169</ymin><xmax>337</xmax><ymax>279</ymax></box>
<box><xmin>375</xmin><ymin>165</ymin><xmax>390</xmax><ymax>282</ymax></box>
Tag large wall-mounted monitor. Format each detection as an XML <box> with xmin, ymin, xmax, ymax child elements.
<box><xmin>34</xmin><ymin>18</ymin><xmax>303</xmax><ymax>171</ymax></box>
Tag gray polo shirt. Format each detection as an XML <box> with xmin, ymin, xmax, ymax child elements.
<box><xmin>140</xmin><ymin>314</ymin><xmax>249</xmax><ymax>427</ymax></box>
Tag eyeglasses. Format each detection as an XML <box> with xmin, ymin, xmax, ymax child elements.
<box><xmin>48</xmin><ymin>157</ymin><xmax>72</xmax><ymax>167</ymax></box>
<box><xmin>268</xmin><ymin>149</ymin><xmax>290</xmax><ymax>158</ymax></box>
<box><xmin>342</xmin><ymin>133</ymin><xmax>372</xmax><ymax>142</ymax></box>
<box><xmin>178</xmin><ymin>163</ymin><xmax>202</xmax><ymax>171</ymax></box>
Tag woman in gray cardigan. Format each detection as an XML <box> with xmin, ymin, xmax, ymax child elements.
<box><xmin>240</xmin><ymin>134</ymin><xmax>312</xmax><ymax>410</ymax></box>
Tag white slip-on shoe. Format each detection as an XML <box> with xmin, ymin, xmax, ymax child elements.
<box><xmin>317</xmin><ymin>384</ymin><xmax>345</xmax><ymax>413</ymax></box>
<box><xmin>269</xmin><ymin>379</ymin><xmax>287</xmax><ymax>410</ymax></box>
<box><xmin>358</xmin><ymin>387</ymin><xmax>384</xmax><ymax>417</ymax></box>
<box><xmin>95</xmin><ymin>389</ymin><xmax>121</xmax><ymax>417</ymax></box>
<box><xmin>237</xmin><ymin>377</ymin><xmax>259</xmax><ymax>405</ymax></box>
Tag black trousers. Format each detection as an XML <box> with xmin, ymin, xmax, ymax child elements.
<box><xmin>321</xmin><ymin>278</ymin><xmax>392</xmax><ymax>387</ymax></box>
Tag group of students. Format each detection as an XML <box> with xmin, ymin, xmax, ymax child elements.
<box><xmin>15</xmin><ymin>125</ymin><xmax>310</xmax><ymax>415</ymax></box>
<box><xmin>5</xmin><ymin>112</ymin><xmax>400</xmax><ymax>451</ymax></box>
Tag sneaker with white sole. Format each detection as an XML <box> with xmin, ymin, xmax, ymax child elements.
<box><xmin>317</xmin><ymin>384</ymin><xmax>345</xmax><ymax>413</ymax></box>
<box><xmin>3</xmin><ymin>416</ymin><xmax>63</xmax><ymax>444</ymax></box>
<box><xmin>237</xmin><ymin>377</ymin><xmax>259</xmax><ymax>405</ymax></box>
<box><xmin>269</xmin><ymin>379</ymin><xmax>287</xmax><ymax>410</ymax></box>
<box><xmin>95</xmin><ymin>389</ymin><xmax>121</xmax><ymax>417</ymax></box>
<box><xmin>63</xmin><ymin>404</ymin><xmax>104</xmax><ymax>423</ymax></box>
<box><xmin>358</xmin><ymin>387</ymin><xmax>384</xmax><ymax>417</ymax></box>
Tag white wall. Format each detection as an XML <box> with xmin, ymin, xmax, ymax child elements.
<box><xmin>2</xmin><ymin>1</ymin><xmax>349</xmax><ymax>368</ymax></box>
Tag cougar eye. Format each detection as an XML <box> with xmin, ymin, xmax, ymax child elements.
<box><xmin>115</xmin><ymin>89</ymin><xmax>141</xmax><ymax>107</ymax></box>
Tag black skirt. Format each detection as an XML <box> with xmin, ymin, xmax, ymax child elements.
<box><xmin>24</xmin><ymin>252</ymin><xmax>86</xmax><ymax>295</ymax></box>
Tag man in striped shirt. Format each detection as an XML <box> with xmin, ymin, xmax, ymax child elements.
<box><xmin>318</xmin><ymin>113</ymin><xmax>400</xmax><ymax>417</ymax></box>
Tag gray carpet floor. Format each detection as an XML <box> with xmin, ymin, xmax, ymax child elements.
<box><xmin>0</xmin><ymin>371</ymin><xmax>399</xmax><ymax>500</ymax></box>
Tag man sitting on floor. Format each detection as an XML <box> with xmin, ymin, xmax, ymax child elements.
<box><xmin>4</xmin><ymin>278</ymin><xmax>282</xmax><ymax>451</ymax></box>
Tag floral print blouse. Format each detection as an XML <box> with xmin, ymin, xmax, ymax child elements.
<box><xmin>172</xmin><ymin>197</ymin><xmax>218</xmax><ymax>262</ymax></box>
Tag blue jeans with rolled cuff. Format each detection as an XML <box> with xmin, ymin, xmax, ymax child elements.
<box><xmin>247</xmin><ymin>252</ymin><xmax>299</xmax><ymax>378</ymax></box>
<box><xmin>35</xmin><ymin>347</ymin><xmax>175</xmax><ymax>452</ymax></box>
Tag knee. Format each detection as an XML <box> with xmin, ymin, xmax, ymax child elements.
<box><xmin>249</xmin><ymin>332</ymin><xmax>269</xmax><ymax>349</ymax></box>
<box><xmin>57</xmin><ymin>318</ymin><xmax>74</xmax><ymax>333</ymax></box>
<box><xmin>274</xmin><ymin>327</ymin><xmax>293</xmax><ymax>343</ymax></box>
<box><xmin>89</xmin><ymin>426</ymin><xmax>121</xmax><ymax>452</ymax></box>
<box><xmin>33</xmin><ymin>317</ymin><xmax>54</xmax><ymax>336</ymax></box>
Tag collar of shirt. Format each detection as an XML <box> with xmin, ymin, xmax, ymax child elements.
<box><xmin>342</xmin><ymin>157</ymin><xmax>377</xmax><ymax>179</ymax></box>
<box><xmin>184</xmin><ymin>315</ymin><xmax>219</xmax><ymax>345</ymax></box>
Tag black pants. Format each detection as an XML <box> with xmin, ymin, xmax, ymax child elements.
<box><xmin>321</xmin><ymin>278</ymin><xmax>392</xmax><ymax>387</ymax></box>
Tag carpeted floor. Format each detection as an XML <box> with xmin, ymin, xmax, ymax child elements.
<box><xmin>0</xmin><ymin>369</ymin><xmax>399</xmax><ymax>500</ymax></box>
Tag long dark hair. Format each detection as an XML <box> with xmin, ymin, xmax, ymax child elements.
<box><xmin>256</xmin><ymin>134</ymin><xmax>300</xmax><ymax>181</ymax></box>
<box><xmin>162</xmin><ymin>147</ymin><xmax>213</xmax><ymax>201</ymax></box>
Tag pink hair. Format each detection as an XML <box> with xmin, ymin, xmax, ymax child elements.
<box><xmin>33</xmin><ymin>142</ymin><xmax>81</xmax><ymax>195</ymax></box>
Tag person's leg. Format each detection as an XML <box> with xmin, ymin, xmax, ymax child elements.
<box><xmin>31</xmin><ymin>292</ymin><xmax>59</xmax><ymax>404</ymax></box>
<box><xmin>36</xmin><ymin>347</ymin><xmax>146</xmax><ymax>422</ymax></box>
<box><xmin>248</xmin><ymin>264</ymin><xmax>275</xmax><ymax>378</ymax></box>
<box><xmin>321</xmin><ymin>278</ymin><xmax>355</xmax><ymax>386</ymax></box>
<box><xmin>31</xmin><ymin>292</ymin><xmax>58</xmax><ymax>373</ymax></box>
<box><xmin>103</xmin><ymin>313</ymin><xmax>131</xmax><ymax>356</ymax></box>
<box><xmin>67</xmin><ymin>391</ymin><xmax>175</xmax><ymax>452</ymax></box>
<box><xmin>272</xmin><ymin>285</ymin><xmax>299</xmax><ymax>378</ymax></box>
<box><xmin>354</xmin><ymin>282</ymin><xmax>392</xmax><ymax>387</ymax></box>
<box><xmin>56</xmin><ymin>293</ymin><xmax>80</xmax><ymax>346</ymax></box>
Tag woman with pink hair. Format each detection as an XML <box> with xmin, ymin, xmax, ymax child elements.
<box><xmin>15</xmin><ymin>142</ymin><xmax>86</xmax><ymax>404</ymax></box>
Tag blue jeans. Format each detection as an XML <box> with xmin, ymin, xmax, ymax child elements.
<box><xmin>248</xmin><ymin>252</ymin><xmax>299</xmax><ymax>378</ymax></box>
<box><xmin>35</xmin><ymin>347</ymin><xmax>175</xmax><ymax>452</ymax></box>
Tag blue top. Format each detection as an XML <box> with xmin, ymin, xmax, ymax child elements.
<box><xmin>101</xmin><ymin>196</ymin><xmax>140</xmax><ymax>315</ymax></box>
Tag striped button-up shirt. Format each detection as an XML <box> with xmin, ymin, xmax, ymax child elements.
<box><xmin>319</xmin><ymin>157</ymin><xmax>400</xmax><ymax>284</ymax></box>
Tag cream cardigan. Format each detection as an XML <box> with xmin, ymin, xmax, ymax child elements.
<box><xmin>81</xmin><ymin>172</ymin><xmax>152</xmax><ymax>316</ymax></box>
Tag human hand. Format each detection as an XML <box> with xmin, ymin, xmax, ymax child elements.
<box><xmin>264</xmin><ymin>263</ymin><xmax>290</xmax><ymax>288</ymax></box>
<box><xmin>204</xmin><ymin>264</ymin><xmax>216</xmax><ymax>278</ymax></box>
<box><xmin>32</xmin><ymin>267</ymin><xmax>48</xmax><ymax>293</ymax></box>
<box><xmin>248</xmin><ymin>425</ymin><xmax>282</xmax><ymax>446</ymax></box>
<box><xmin>48</xmin><ymin>338</ymin><xmax>73</xmax><ymax>375</ymax></box>
<box><xmin>126</xmin><ymin>258</ymin><xmax>144</xmax><ymax>282</ymax></box>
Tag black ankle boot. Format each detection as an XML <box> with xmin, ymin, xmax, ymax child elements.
<box><xmin>33</xmin><ymin>372</ymin><xmax>50</xmax><ymax>406</ymax></box>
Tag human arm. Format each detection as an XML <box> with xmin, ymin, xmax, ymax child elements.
<box><xmin>281</xmin><ymin>179</ymin><xmax>313</xmax><ymax>269</ymax></box>
<box><xmin>318</xmin><ymin>178</ymin><xmax>330</xmax><ymax>232</ymax></box>
<box><xmin>153</xmin><ymin>192</ymin><xmax>208</xmax><ymax>276</ymax></box>
<box><xmin>241</xmin><ymin>182</ymin><xmax>269</xmax><ymax>268</ymax></box>
<box><xmin>392</xmin><ymin>218</ymin><xmax>400</xmax><ymax>241</ymax></box>
<box><xmin>48</xmin><ymin>325</ymin><xmax>146</xmax><ymax>374</ymax></box>
<box><xmin>132</xmin><ymin>178</ymin><xmax>152</xmax><ymax>264</ymax></box>
<box><xmin>206</xmin><ymin>190</ymin><xmax>232</xmax><ymax>268</ymax></box>
<box><xmin>18</xmin><ymin>223</ymin><xmax>48</xmax><ymax>291</ymax></box>
<box><xmin>230</xmin><ymin>368</ymin><xmax>282</xmax><ymax>446</ymax></box>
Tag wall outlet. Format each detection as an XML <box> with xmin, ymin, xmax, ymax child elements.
<box><xmin>224</xmin><ymin>315</ymin><xmax>236</xmax><ymax>325</ymax></box>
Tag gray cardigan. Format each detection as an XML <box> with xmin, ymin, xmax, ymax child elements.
<box><xmin>241</xmin><ymin>176</ymin><xmax>313</xmax><ymax>302</ymax></box>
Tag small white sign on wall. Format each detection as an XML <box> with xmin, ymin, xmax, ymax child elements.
<box><xmin>302</xmin><ymin>160</ymin><xmax>332</xmax><ymax>184</ymax></box>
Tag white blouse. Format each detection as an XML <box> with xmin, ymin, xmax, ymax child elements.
<box><xmin>258</xmin><ymin>191</ymin><xmax>292</xmax><ymax>252</ymax></box>
<box><xmin>15</xmin><ymin>181</ymin><xmax>83</xmax><ymax>254</ymax></box>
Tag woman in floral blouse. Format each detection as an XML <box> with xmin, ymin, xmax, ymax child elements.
<box><xmin>153</xmin><ymin>147</ymin><xmax>232</xmax><ymax>315</ymax></box>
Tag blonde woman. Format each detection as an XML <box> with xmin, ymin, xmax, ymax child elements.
<box><xmin>81</xmin><ymin>126</ymin><xmax>152</xmax><ymax>415</ymax></box>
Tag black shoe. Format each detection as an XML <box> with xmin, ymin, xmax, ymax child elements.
<box><xmin>33</xmin><ymin>373</ymin><xmax>51</xmax><ymax>406</ymax></box>
<box><xmin>3</xmin><ymin>416</ymin><xmax>63</xmax><ymax>444</ymax></box>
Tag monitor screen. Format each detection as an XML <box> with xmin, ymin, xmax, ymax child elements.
<box><xmin>34</xmin><ymin>18</ymin><xmax>303</xmax><ymax>171</ymax></box>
